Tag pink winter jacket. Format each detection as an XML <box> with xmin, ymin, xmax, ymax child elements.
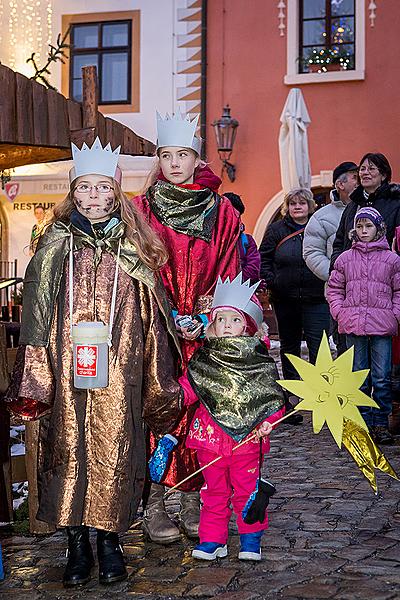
<box><xmin>326</xmin><ymin>237</ymin><xmax>400</xmax><ymax>336</ymax></box>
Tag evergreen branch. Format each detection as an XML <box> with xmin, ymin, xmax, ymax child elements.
<box><xmin>27</xmin><ymin>27</ymin><xmax>71</xmax><ymax>90</ymax></box>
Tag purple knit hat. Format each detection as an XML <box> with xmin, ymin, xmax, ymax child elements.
<box><xmin>352</xmin><ymin>207</ymin><xmax>386</xmax><ymax>241</ymax></box>
<box><xmin>354</xmin><ymin>207</ymin><xmax>384</xmax><ymax>229</ymax></box>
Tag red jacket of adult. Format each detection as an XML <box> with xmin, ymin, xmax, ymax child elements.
<box><xmin>132</xmin><ymin>165</ymin><xmax>241</xmax><ymax>490</ymax></box>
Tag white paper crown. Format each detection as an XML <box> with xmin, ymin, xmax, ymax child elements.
<box><xmin>156</xmin><ymin>111</ymin><xmax>201</xmax><ymax>155</ymax></box>
<box><xmin>69</xmin><ymin>137</ymin><xmax>121</xmax><ymax>183</ymax></box>
<box><xmin>212</xmin><ymin>273</ymin><xmax>263</xmax><ymax>328</ymax></box>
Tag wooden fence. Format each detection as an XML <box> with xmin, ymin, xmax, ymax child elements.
<box><xmin>0</xmin><ymin>64</ymin><xmax>155</xmax><ymax>171</ymax></box>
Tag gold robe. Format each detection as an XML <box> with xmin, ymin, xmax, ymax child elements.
<box><xmin>6</xmin><ymin>220</ymin><xmax>182</xmax><ymax>532</ymax></box>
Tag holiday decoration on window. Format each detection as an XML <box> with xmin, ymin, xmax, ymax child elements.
<box><xmin>277</xmin><ymin>1</ymin><xmax>286</xmax><ymax>36</ymax></box>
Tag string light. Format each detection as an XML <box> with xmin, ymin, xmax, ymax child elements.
<box><xmin>9</xmin><ymin>0</ymin><xmax>18</xmax><ymax>69</ymax></box>
<box><xmin>6</xmin><ymin>1</ymin><xmax>53</xmax><ymax>77</ymax></box>
<box><xmin>47</xmin><ymin>0</ymin><xmax>53</xmax><ymax>48</ymax></box>
<box><xmin>36</xmin><ymin>0</ymin><xmax>43</xmax><ymax>67</ymax></box>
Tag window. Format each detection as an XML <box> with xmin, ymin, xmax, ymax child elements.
<box><xmin>70</xmin><ymin>21</ymin><xmax>131</xmax><ymax>104</ymax></box>
<box><xmin>285</xmin><ymin>0</ymin><xmax>364</xmax><ymax>85</ymax></box>
<box><xmin>62</xmin><ymin>11</ymin><xmax>140</xmax><ymax>113</ymax></box>
<box><xmin>299</xmin><ymin>0</ymin><xmax>355</xmax><ymax>73</ymax></box>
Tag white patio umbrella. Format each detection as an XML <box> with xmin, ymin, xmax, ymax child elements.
<box><xmin>278</xmin><ymin>88</ymin><xmax>312</xmax><ymax>194</ymax></box>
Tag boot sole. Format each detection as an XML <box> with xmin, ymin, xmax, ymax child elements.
<box><xmin>99</xmin><ymin>572</ymin><xmax>128</xmax><ymax>585</ymax></box>
<box><xmin>192</xmin><ymin>545</ymin><xmax>228</xmax><ymax>560</ymax></box>
<box><xmin>142</xmin><ymin>525</ymin><xmax>181</xmax><ymax>545</ymax></box>
<box><xmin>180</xmin><ymin>524</ymin><xmax>199</xmax><ymax>539</ymax></box>
<box><xmin>238</xmin><ymin>550</ymin><xmax>261</xmax><ymax>561</ymax></box>
<box><xmin>63</xmin><ymin>575</ymin><xmax>92</xmax><ymax>588</ymax></box>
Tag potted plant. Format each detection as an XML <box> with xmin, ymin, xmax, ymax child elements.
<box><xmin>301</xmin><ymin>48</ymin><xmax>354</xmax><ymax>74</ymax></box>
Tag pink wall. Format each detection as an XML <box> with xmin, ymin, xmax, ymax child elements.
<box><xmin>206</xmin><ymin>1</ymin><xmax>400</xmax><ymax>233</ymax></box>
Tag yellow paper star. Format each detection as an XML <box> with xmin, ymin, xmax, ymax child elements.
<box><xmin>279</xmin><ymin>333</ymin><xmax>378</xmax><ymax>447</ymax></box>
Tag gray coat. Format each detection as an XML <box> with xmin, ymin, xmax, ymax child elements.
<box><xmin>303</xmin><ymin>192</ymin><xmax>346</xmax><ymax>282</ymax></box>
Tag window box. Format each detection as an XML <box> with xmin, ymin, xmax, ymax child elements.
<box><xmin>285</xmin><ymin>0</ymin><xmax>365</xmax><ymax>85</ymax></box>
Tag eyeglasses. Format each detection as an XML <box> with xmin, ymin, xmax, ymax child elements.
<box><xmin>74</xmin><ymin>184</ymin><xmax>114</xmax><ymax>194</ymax></box>
<box><xmin>359</xmin><ymin>165</ymin><xmax>379</xmax><ymax>174</ymax></box>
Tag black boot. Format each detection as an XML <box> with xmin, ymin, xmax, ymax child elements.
<box><xmin>63</xmin><ymin>526</ymin><xmax>94</xmax><ymax>587</ymax></box>
<box><xmin>97</xmin><ymin>530</ymin><xmax>128</xmax><ymax>585</ymax></box>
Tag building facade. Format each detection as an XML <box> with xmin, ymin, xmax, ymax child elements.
<box><xmin>206</xmin><ymin>0</ymin><xmax>400</xmax><ymax>241</ymax></box>
<box><xmin>0</xmin><ymin>0</ymin><xmax>205</xmax><ymax>274</ymax></box>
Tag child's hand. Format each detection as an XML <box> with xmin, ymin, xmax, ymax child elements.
<box><xmin>256</xmin><ymin>421</ymin><xmax>273</xmax><ymax>438</ymax></box>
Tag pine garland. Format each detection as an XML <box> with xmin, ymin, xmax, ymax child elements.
<box><xmin>27</xmin><ymin>28</ymin><xmax>70</xmax><ymax>90</ymax></box>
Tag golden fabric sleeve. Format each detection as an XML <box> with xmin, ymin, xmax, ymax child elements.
<box><xmin>138</xmin><ymin>282</ymin><xmax>183</xmax><ymax>437</ymax></box>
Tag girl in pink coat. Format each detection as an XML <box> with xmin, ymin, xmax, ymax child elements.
<box><xmin>180</xmin><ymin>274</ymin><xmax>285</xmax><ymax>561</ymax></box>
<box><xmin>327</xmin><ymin>207</ymin><xmax>400</xmax><ymax>445</ymax></box>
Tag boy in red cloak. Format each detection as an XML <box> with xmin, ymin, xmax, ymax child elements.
<box><xmin>133</xmin><ymin>112</ymin><xmax>241</xmax><ymax>543</ymax></box>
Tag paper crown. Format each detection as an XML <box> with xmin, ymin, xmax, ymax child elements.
<box><xmin>69</xmin><ymin>137</ymin><xmax>121</xmax><ymax>184</ymax></box>
<box><xmin>211</xmin><ymin>273</ymin><xmax>263</xmax><ymax>328</ymax></box>
<box><xmin>156</xmin><ymin>111</ymin><xmax>201</xmax><ymax>155</ymax></box>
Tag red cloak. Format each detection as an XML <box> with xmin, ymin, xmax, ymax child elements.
<box><xmin>133</xmin><ymin>165</ymin><xmax>241</xmax><ymax>489</ymax></box>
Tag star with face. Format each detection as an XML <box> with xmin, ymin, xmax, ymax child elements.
<box><xmin>73</xmin><ymin>174</ymin><xmax>116</xmax><ymax>223</ymax></box>
<box><xmin>278</xmin><ymin>333</ymin><xmax>378</xmax><ymax>447</ymax></box>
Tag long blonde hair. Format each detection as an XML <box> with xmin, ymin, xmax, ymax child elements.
<box><xmin>52</xmin><ymin>181</ymin><xmax>168</xmax><ymax>271</ymax></box>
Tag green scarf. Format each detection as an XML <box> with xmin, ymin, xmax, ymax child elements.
<box><xmin>187</xmin><ymin>337</ymin><xmax>285</xmax><ymax>442</ymax></box>
<box><xmin>147</xmin><ymin>180</ymin><xmax>218</xmax><ymax>242</ymax></box>
<box><xmin>20</xmin><ymin>219</ymin><xmax>178</xmax><ymax>349</ymax></box>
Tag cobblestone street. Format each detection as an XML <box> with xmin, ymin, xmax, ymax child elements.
<box><xmin>1</xmin><ymin>412</ymin><xmax>400</xmax><ymax>600</ymax></box>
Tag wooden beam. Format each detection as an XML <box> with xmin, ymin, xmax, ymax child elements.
<box><xmin>0</xmin><ymin>66</ymin><xmax>17</xmax><ymax>144</ymax></box>
<box><xmin>32</xmin><ymin>80</ymin><xmax>49</xmax><ymax>146</ymax></box>
<box><xmin>67</xmin><ymin>99</ymin><xmax>82</xmax><ymax>133</ymax></box>
<box><xmin>82</xmin><ymin>66</ymin><xmax>98</xmax><ymax>130</ymax></box>
<box><xmin>16</xmin><ymin>73</ymin><xmax>34</xmax><ymax>144</ymax></box>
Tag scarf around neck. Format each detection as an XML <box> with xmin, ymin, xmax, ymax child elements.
<box><xmin>187</xmin><ymin>337</ymin><xmax>285</xmax><ymax>441</ymax></box>
<box><xmin>147</xmin><ymin>180</ymin><xmax>218</xmax><ymax>242</ymax></box>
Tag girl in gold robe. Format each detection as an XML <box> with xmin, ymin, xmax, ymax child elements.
<box><xmin>5</xmin><ymin>139</ymin><xmax>182</xmax><ymax>587</ymax></box>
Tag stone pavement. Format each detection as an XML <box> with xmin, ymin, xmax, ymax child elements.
<box><xmin>1</xmin><ymin>414</ymin><xmax>400</xmax><ymax>600</ymax></box>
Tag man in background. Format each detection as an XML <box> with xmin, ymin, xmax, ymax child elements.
<box><xmin>29</xmin><ymin>205</ymin><xmax>47</xmax><ymax>256</ymax></box>
<box><xmin>303</xmin><ymin>161</ymin><xmax>358</xmax><ymax>355</ymax></box>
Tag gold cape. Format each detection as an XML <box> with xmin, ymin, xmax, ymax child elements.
<box><xmin>20</xmin><ymin>219</ymin><xmax>179</xmax><ymax>350</ymax></box>
<box><xmin>7</xmin><ymin>219</ymin><xmax>182</xmax><ymax>532</ymax></box>
<box><xmin>187</xmin><ymin>337</ymin><xmax>285</xmax><ymax>441</ymax></box>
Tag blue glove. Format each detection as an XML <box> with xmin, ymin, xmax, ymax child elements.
<box><xmin>148</xmin><ymin>434</ymin><xmax>178</xmax><ymax>483</ymax></box>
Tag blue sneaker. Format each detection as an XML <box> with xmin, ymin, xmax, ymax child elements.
<box><xmin>238</xmin><ymin>531</ymin><xmax>264</xmax><ymax>561</ymax></box>
<box><xmin>192</xmin><ymin>542</ymin><xmax>228</xmax><ymax>561</ymax></box>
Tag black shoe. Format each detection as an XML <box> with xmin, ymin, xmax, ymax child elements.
<box><xmin>284</xmin><ymin>403</ymin><xmax>303</xmax><ymax>425</ymax></box>
<box><xmin>371</xmin><ymin>426</ymin><xmax>395</xmax><ymax>446</ymax></box>
<box><xmin>63</xmin><ymin>526</ymin><xmax>94</xmax><ymax>587</ymax></box>
<box><xmin>97</xmin><ymin>530</ymin><xmax>128</xmax><ymax>585</ymax></box>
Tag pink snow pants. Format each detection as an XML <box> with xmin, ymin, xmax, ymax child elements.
<box><xmin>197</xmin><ymin>449</ymin><xmax>268</xmax><ymax>544</ymax></box>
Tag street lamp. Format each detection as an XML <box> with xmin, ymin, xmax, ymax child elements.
<box><xmin>212</xmin><ymin>105</ymin><xmax>239</xmax><ymax>182</ymax></box>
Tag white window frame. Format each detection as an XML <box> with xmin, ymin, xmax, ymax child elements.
<box><xmin>284</xmin><ymin>0</ymin><xmax>365</xmax><ymax>85</ymax></box>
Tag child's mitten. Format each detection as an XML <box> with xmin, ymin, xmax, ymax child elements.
<box><xmin>148</xmin><ymin>434</ymin><xmax>178</xmax><ymax>483</ymax></box>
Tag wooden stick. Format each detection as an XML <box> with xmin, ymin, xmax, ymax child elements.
<box><xmin>163</xmin><ymin>409</ymin><xmax>296</xmax><ymax>497</ymax></box>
